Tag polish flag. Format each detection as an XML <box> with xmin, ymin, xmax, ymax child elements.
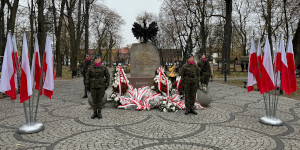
<box><xmin>12</xmin><ymin>34</ymin><xmax>19</xmax><ymax>91</ymax></box>
<box><xmin>259</xmin><ymin>36</ymin><xmax>275</xmax><ymax>94</ymax></box>
<box><xmin>285</xmin><ymin>36</ymin><xmax>297</xmax><ymax>95</ymax></box>
<box><xmin>273</xmin><ymin>42</ymin><xmax>280</xmax><ymax>88</ymax></box>
<box><xmin>247</xmin><ymin>38</ymin><xmax>257</xmax><ymax>92</ymax></box>
<box><xmin>31</xmin><ymin>34</ymin><xmax>42</xmax><ymax>91</ymax></box>
<box><xmin>277</xmin><ymin>36</ymin><xmax>290</xmax><ymax>95</ymax></box>
<box><xmin>20</xmin><ymin>32</ymin><xmax>33</xmax><ymax>103</ymax></box>
<box><xmin>43</xmin><ymin>34</ymin><xmax>55</xmax><ymax>99</ymax></box>
<box><xmin>0</xmin><ymin>32</ymin><xmax>17</xmax><ymax>100</ymax></box>
<box><xmin>255</xmin><ymin>41</ymin><xmax>263</xmax><ymax>90</ymax></box>
<box><xmin>12</xmin><ymin>34</ymin><xmax>20</xmax><ymax>69</ymax></box>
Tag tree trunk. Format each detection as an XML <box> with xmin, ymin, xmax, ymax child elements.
<box><xmin>293</xmin><ymin>19</ymin><xmax>300</xmax><ymax>69</ymax></box>
<box><xmin>283</xmin><ymin>0</ymin><xmax>289</xmax><ymax>39</ymax></box>
<box><xmin>267</xmin><ymin>0</ymin><xmax>273</xmax><ymax>55</ymax></box>
<box><xmin>29</xmin><ymin>0</ymin><xmax>34</xmax><ymax>62</ymax></box>
<box><xmin>37</xmin><ymin>0</ymin><xmax>46</xmax><ymax>56</ymax></box>
<box><xmin>67</xmin><ymin>0</ymin><xmax>83</xmax><ymax>75</ymax></box>
<box><xmin>222</xmin><ymin>0</ymin><xmax>232</xmax><ymax>75</ymax></box>
<box><xmin>200</xmin><ymin>0</ymin><xmax>207</xmax><ymax>55</ymax></box>
<box><xmin>52</xmin><ymin>0</ymin><xmax>66</xmax><ymax>77</ymax></box>
<box><xmin>84</xmin><ymin>0</ymin><xmax>90</xmax><ymax>54</ymax></box>
<box><xmin>0</xmin><ymin>0</ymin><xmax>6</xmax><ymax>58</ymax></box>
<box><xmin>7</xmin><ymin>0</ymin><xmax>19</xmax><ymax>34</ymax></box>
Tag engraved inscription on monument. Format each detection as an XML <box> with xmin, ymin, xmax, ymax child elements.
<box><xmin>130</xmin><ymin>43</ymin><xmax>160</xmax><ymax>77</ymax></box>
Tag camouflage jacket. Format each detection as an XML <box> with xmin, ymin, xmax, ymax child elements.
<box><xmin>198</xmin><ymin>60</ymin><xmax>211</xmax><ymax>76</ymax></box>
<box><xmin>80</xmin><ymin>60</ymin><xmax>91</xmax><ymax>77</ymax></box>
<box><xmin>86</xmin><ymin>63</ymin><xmax>110</xmax><ymax>89</ymax></box>
<box><xmin>180</xmin><ymin>63</ymin><xmax>200</xmax><ymax>84</ymax></box>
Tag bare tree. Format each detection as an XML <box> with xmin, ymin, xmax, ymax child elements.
<box><xmin>293</xmin><ymin>18</ymin><xmax>300</xmax><ymax>69</ymax></box>
<box><xmin>66</xmin><ymin>0</ymin><xmax>84</xmax><ymax>76</ymax></box>
<box><xmin>52</xmin><ymin>0</ymin><xmax>66</xmax><ymax>77</ymax></box>
<box><xmin>222</xmin><ymin>0</ymin><xmax>232</xmax><ymax>75</ymax></box>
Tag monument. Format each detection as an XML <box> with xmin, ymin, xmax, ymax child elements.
<box><xmin>129</xmin><ymin>20</ymin><xmax>160</xmax><ymax>88</ymax></box>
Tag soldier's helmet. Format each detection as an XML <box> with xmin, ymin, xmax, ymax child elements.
<box><xmin>187</xmin><ymin>53</ymin><xmax>193</xmax><ymax>58</ymax></box>
<box><xmin>94</xmin><ymin>54</ymin><xmax>101</xmax><ymax>59</ymax></box>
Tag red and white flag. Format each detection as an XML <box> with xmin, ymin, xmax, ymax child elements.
<box><xmin>20</xmin><ymin>32</ymin><xmax>33</xmax><ymax>103</ymax></box>
<box><xmin>0</xmin><ymin>32</ymin><xmax>17</xmax><ymax>100</ymax></box>
<box><xmin>255</xmin><ymin>41</ymin><xmax>263</xmax><ymax>91</ymax></box>
<box><xmin>31</xmin><ymin>34</ymin><xmax>42</xmax><ymax>91</ymax></box>
<box><xmin>259</xmin><ymin>36</ymin><xmax>275</xmax><ymax>94</ymax></box>
<box><xmin>285</xmin><ymin>36</ymin><xmax>297</xmax><ymax>95</ymax></box>
<box><xmin>43</xmin><ymin>34</ymin><xmax>55</xmax><ymax>99</ymax></box>
<box><xmin>273</xmin><ymin>42</ymin><xmax>280</xmax><ymax>88</ymax></box>
<box><xmin>277</xmin><ymin>35</ymin><xmax>291</xmax><ymax>95</ymax></box>
<box><xmin>247</xmin><ymin>38</ymin><xmax>257</xmax><ymax>92</ymax></box>
<box><xmin>12</xmin><ymin>35</ymin><xmax>20</xmax><ymax>92</ymax></box>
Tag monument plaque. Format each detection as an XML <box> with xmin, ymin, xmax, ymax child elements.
<box><xmin>130</xmin><ymin>43</ymin><xmax>160</xmax><ymax>77</ymax></box>
<box><xmin>129</xmin><ymin>43</ymin><xmax>160</xmax><ymax>88</ymax></box>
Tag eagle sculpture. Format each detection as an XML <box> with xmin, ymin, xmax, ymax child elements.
<box><xmin>132</xmin><ymin>19</ymin><xmax>159</xmax><ymax>43</ymax></box>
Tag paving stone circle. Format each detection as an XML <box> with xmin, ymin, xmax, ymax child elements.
<box><xmin>0</xmin><ymin>77</ymin><xmax>300</xmax><ymax>149</ymax></box>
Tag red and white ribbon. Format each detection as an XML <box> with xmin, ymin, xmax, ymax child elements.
<box><xmin>116</xmin><ymin>66</ymin><xmax>132</xmax><ymax>95</ymax></box>
<box><xmin>118</xmin><ymin>86</ymin><xmax>159</xmax><ymax>110</ymax></box>
<box><xmin>176</xmin><ymin>76</ymin><xmax>181</xmax><ymax>91</ymax></box>
<box><xmin>157</xmin><ymin>67</ymin><xmax>169</xmax><ymax>96</ymax></box>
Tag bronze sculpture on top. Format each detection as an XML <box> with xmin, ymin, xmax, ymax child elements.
<box><xmin>132</xmin><ymin>19</ymin><xmax>159</xmax><ymax>43</ymax></box>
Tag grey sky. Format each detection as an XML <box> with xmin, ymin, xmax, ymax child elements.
<box><xmin>103</xmin><ymin>0</ymin><xmax>163</xmax><ymax>47</ymax></box>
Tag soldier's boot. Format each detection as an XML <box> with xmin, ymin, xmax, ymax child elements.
<box><xmin>185</xmin><ymin>107</ymin><xmax>190</xmax><ymax>115</ymax></box>
<box><xmin>82</xmin><ymin>93</ymin><xmax>87</xmax><ymax>98</ymax></box>
<box><xmin>190</xmin><ymin>109</ymin><xmax>198</xmax><ymax>115</ymax></box>
<box><xmin>97</xmin><ymin>109</ymin><xmax>102</xmax><ymax>119</ymax></box>
<box><xmin>91</xmin><ymin>110</ymin><xmax>98</xmax><ymax>119</ymax></box>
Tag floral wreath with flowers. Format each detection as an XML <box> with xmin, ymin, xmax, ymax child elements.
<box><xmin>110</xmin><ymin>66</ymin><xmax>132</xmax><ymax>105</ymax></box>
<box><xmin>174</xmin><ymin>76</ymin><xmax>184</xmax><ymax>95</ymax></box>
<box><xmin>153</xmin><ymin>67</ymin><xmax>172</xmax><ymax>96</ymax></box>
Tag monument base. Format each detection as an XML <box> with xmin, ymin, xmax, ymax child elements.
<box><xmin>18</xmin><ymin>122</ymin><xmax>44</xmax><ymax>134</ymax></box>
<box><xmin>128</xmin><ymin>77</ymin><xmax>154</xmax><ymax>88</ymax></box>
<box><xmin>259</xmin><ymin>116</ymin><xmax>283</xmax><ymax>126</ymax></box>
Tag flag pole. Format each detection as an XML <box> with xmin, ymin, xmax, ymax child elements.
<box><xmin>258</xmin><ymin>35</ymin><xmax>283</xmax><ymax>126</ymax></box>
<box><xmin>30</xmin><ymin>34</ymin><xmax>37</xmax><ymax>124</ymax></box>
<box><xmin>11</xmin><ymin>31</ymin><xmax>29</xmax><ymax>124</ymax></box>
<box><xmin>34</xmin><ymin>33</ymin><xmax>46</xmax><ymax>122</ymax></box>
<box><xmin>24</xmin><ymin>31</ymin><xmax>33</xmax><ymax>125</ymax></box>
<box><xmin>256</xmin><ymin>38</ymin><xmax>268</xmax><ymax>117</ymax></box>
<box><xmin>18</xmin><ymin>32</ymin><xmax>44</xmax><ymax>134</ymax></box>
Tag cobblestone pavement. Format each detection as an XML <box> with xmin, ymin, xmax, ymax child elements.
<box><xmin>1</xmin><ymin>77</ymin><xmax>300</xmax><ymax>150</ymax></box>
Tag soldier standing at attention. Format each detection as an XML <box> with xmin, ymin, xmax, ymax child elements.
<box><xmin>198</xmin><ymin>53</ymin><xmax>211</xmax><ymax>86</ymax></box>
<box><xmin>80</xmin><ymin>53</ymin><xmax>91</xmax><ymax>98</ymax></box>
<box><xmin>86</xmin><ymin>55</ymin><xmax>110</xmax><ymax>119</ymax></box>
<box><xmin>180</xmin><ymin>54</ymin><xmax>200</xmax><ymax>115</ymax></box>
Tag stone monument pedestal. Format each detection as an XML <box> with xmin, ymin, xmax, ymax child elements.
<box><xmin>129</xmin><ymin>43</ymin><xmax>160</xmax><ymax>88</ymax></box>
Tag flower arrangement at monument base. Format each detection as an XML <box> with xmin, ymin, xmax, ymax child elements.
<box><xmin>159</xmin><ymin>100</ymin><xmax>177</xmax><ymax>112</ymax></box>
<box><xmin>174</xmin><ymin>76</ymin><xmax>184</xmax><ymax>95</ymax></box>
<box><xmin>153</xmin><ymin>67</ymin><xmax>172</xmax><ymax>96</ymax></box>
<box><xmin>117</xmin><ymin>86</ymin><xmax>160</xmax><ymax>110</ymax></box>
<box><xmin>110</xmin><ymin>66</ymin><xmax>132</xmax><ymax>105</ymax></box>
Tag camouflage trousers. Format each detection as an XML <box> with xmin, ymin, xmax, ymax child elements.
<box><xmin>200</xmin><ymin>75</ymin><xmax>210</xmax><ymax>86</ymax></box>
<box><xmin>83</xmin><ymin>76</ymin><xmax>88</xmax><ymax>95</ymax></box>
<box><xmin>90</xmin><ymin>88</ymin><xmax>106</xmax><ymax>111</ymax></box>
<box><xmin>184</xmin><ymin>82</ymin><xmax>198</xmax><ymax>110</ymax></box>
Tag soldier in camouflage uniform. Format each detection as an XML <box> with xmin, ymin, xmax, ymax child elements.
<box><xmin>198</xmin><ymin>53</ymin><xmax>211</xmax><ymax>86</ymax></box>
<box><xmin>80</xmin><ymin>53</ymin><xmax>92</xmax><ymax>98</ymax></box>
<box><xmin>180</xmin><ymin>54</ymin><xmax>200</xmax><ymax>115</ymax></box>
<box><xmin>86</xmin><ymin>55</ymin><xmax>110</xmax><ymax>119</ymax></box>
